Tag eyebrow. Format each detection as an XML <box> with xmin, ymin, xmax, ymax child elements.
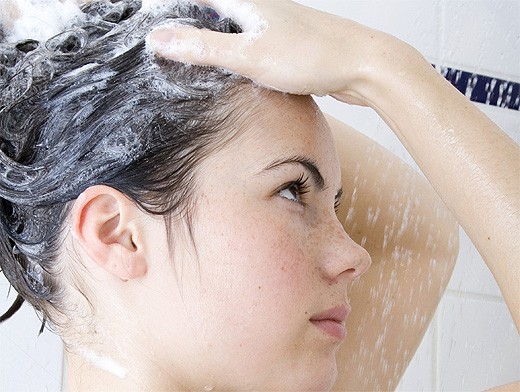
<box><xmin>261</xmin><ymin>156</ymin><xmax>344</xmax><ymax>202</ymax></box>
<box><xmin>261</xmin><ymin>155</ymin><xmax>325</xmax><ymax>189</ymax></box>
<box><xmin>262</xmin><ymin>156</ymin><xmax>344</xmax><ymax>202</ymax></box>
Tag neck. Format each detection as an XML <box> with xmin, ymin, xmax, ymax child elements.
<box><xmin>65</xmin><ymin>347</ymin><xmax>130</xmax><ymax>391</ymax></box>
<box><xmin>64</xmin><ymin>344</ymin><xmax>186</xmax><ymax>391</ymax></box>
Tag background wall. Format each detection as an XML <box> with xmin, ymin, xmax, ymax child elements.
<box><xmin>1</xmin><ymin>0</ymin><xmax>518</xmax><ymax>391</ymax></box>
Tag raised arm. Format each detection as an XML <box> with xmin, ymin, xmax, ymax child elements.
<box><xmin>149</xmin><ymin>0</ymin><xmax>520</xmax><ymax>330</ymax></box>
<box><xmin>328</xmin><ymin>115</ymin><xmax>458</xmax><ymax>390</ymax></box>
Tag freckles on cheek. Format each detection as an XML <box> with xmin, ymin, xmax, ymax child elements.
<box><xmin>199</xmin><ymin>193</ymin><xmax>313</xmax><ymax>305</ymax></box>
<box><xmin>259</xmin><ymin>230</ymin><xmax>311</xmax><ymax>298</ymax></box>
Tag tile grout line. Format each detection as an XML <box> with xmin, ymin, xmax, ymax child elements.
<box><xmin>432</xmin><ymin>310</ymin><xmax>439</xmax><ymax>392</ymax></box>
<box><xmin>444</xmin><ymin>289</ymin><xmax>505</xmax><ymax>303</ymax></box>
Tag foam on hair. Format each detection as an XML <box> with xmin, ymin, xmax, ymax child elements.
<box><xmin>0</xmin><ymin>0</ymin><xmax>248</xmax><ymax>328</ymax></box>
<box><xmin>0</xmin><ymin>0</ymin><xmax>85</xmax><ymax>44</ymax></box>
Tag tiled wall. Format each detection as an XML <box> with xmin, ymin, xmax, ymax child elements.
<box><xmin>1</xmin><ymin>1</ymin><xmax>519</xmax><ymax>391</ymax></box>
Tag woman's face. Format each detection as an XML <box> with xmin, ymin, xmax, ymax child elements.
<box><xmin>142</xmin><ymin>93</ymin><xmax>371</xmax><ymax>391</ymax></box>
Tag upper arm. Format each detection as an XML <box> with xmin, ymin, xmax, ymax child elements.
<box><xmin>485</xmin><ymin>381</ymin><xmax>520</xmax><ymax>392</ymax></box>
<box><xmin>325</xmin><ymin>114</ymin><xmax>459</xmax><ymax>391</ymax></box>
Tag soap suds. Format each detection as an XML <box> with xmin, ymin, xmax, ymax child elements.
<box><xmin>1</xmin><ymin>0</ymin><xmax>86</xmax><ymax>43</ymax></box>
<box><xmin>2</xmin><ymin>0</ymin><xmax>267</xmax><ymax>63</ymax></box>
<box><xmin>146</xmin><ymin>20</ymin><xmax>206</xmax><ymax>60</ymax></box>
<box><xmin>145</xmin><ymin>0</ymin><xmax>268</xmax><ymax>49</ymax></box>
<box><xmin>193</xmin><ymin>0</ymin><xmax>268</xmax><ymax>39</ymax></box>
<box><xmin>80</xmin><ymin>348</ymin><xmax>129</xmax><ymax>379</ymax></box>
<box><xmin>140</xmin><ymin>0</ymin><xmax>177</xmax><ymax>15</ymax></box>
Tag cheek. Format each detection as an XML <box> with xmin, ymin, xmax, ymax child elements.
<box><xmin>195</xmin><ymin>200</ymin><xmax>313</xmax><ymax>329</ymax></box>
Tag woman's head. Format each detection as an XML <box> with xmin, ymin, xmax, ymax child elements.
<box><xmin>0</xmin><ymin>0</ymin><xmax>249</xmax><ymax>323</ymax></box>
<box><xmin>60</xmin><ymin>90</ymin><xmax>371</xmax><ymax>391</ymax></box>
<box><xmin>0</xmin><ymin>0</ymin><xmax>371</xmax><ymax>389</ymax></box>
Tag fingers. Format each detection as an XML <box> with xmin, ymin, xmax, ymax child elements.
<box><xmin>147</xmin><ymin>0</ymin><xmax>269</xmax><ymax>70</ymax></box>
<box><xmin>146</xmin><ymin>0</ymin><xmax>339</xmax><ymax>96</ymax></box>
<box><xmin>147</xmin><ymin>25</ymin><xmax>249</xmax><ymax>72</ymax></box>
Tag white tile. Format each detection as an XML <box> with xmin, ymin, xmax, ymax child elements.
<box><xmin>441</xmin><ymin>0</ymin><xmax>520</xmax><ymax>81</ymax></box>
<box><xmin>0</xmin><ymin>275</ymin><xmax>63</xmax><ymax>392</ymax></box>
<box><xmin>437</xmin><ymin>294</ymin><xmax>520</xmax><ymax>391</ymax></box>
<box><xmin>396</xmin><ymin>319</ymin><xmax>435</xmax><ymax>392</ymax></box>
<box><xmin>294</xmin><ymin>0</ymin><xmax>441</xmax><ymax>60</ymax></box>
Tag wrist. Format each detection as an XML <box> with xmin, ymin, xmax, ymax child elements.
<box><xmin>332</xmin><ymin>30</ymin><xmax>427</xmax><ymax>107</ymax></box>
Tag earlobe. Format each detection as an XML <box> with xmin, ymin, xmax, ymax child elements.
<box><xmin>71</xmin><ymin>185</ymin><xmax>147</xmax><ymax>281</ymax></box>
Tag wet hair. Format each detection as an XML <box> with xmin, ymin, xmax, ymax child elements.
<box><xmin>0</xmin><ymin>0</ymin><xmax>250</xmax><ymax>328</ymax></box>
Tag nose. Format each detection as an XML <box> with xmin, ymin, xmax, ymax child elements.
<box><xmin>318</xmin><ymin>218</ymin><xmax>372</xmax><ymax>283</ymax></box>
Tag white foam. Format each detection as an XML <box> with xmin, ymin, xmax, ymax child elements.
<box><xmin>1</xmin><ymin>0</ymin><xmax>86</xmax><ymax>43</ymax></box>
<box><xmin>61</xmin><ymin>62</ymin><xmax>99</xmax><ymax>79</ymax></box>
<box><xmin>141</xmin><ymin>0</ymin><xmax>177</xmax><ymax>15</ymax></box>
<box><xmin>79</xmin><ymin>347</ymin><xmax>129</xmax><ymax>379</ymax></box>
<box><xmin>195</xmin><ymin>0</ymin><xmax>268</xmax><ymax>39</ymax></box>
<box><xmin>146</xmin><ymin>20</ymin><xmax>206</xmax><ymax>60</ymax></box>
<box><xmin>145</xmin><ymin>0</ymin><xmax>268</xmax><ymax>48</ymax></box>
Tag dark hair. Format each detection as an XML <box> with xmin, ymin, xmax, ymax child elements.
<box><xmin>0</xmin><ymin>0</ymin><xmax>251</xmax><ymax>328</ymax></box>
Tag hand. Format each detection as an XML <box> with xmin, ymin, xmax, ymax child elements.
<box><xmin>147</xmin><ymin>0</ymin><xmax>400</xmax><ymax>104</ymax></box>
<box><xmin>150</xmin><ymin>1</ymin><xmax>520</xmax><ymax>332</ymax></box>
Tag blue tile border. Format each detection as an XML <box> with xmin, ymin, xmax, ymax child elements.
<box><xmin>433</xmin><ymin>65</ymin><xmax>519</xmax><ymax>111</ymax></box>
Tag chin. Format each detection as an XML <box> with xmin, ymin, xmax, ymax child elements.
<box><xmin>297</xmin><ymin>358</ymin><xmax>339</xmax><ymax>392</ymax></box>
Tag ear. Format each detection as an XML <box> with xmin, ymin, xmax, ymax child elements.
<box><xmin>71</xmin><ymin>185</ymin><xmax>147</xmax><ymax>281</ymax></box>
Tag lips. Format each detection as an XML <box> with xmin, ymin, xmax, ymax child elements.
<box><xmin>310</xmin><ymin>304</ymin><xmax>350</xmax><ymax>340</ymax></box>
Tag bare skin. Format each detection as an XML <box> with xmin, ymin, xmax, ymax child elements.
<box><xmin>61</xmin><ymin>94</ymin><xmax>457</xmax><ymax>392</ymax></box>
<box><xmin>329</xmin><ymin>116</ymin><xmax>458</xmax><ymax>390</ymax></box>
<box><xmin>2</xmin><ymin>0</ymin><xmax>516</xmax><ymax>390</ymax></box>
<box><xmin>149</xmin><ymin>0</ymin><xmax>520</xmax><ymax>389</ymax></box>
<box><xmin>149</xmin><ymin>0</ymin><xmax>519</xmax><ymax>327</ymax></box>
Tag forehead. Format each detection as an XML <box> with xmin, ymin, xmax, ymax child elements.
<box><xmin>214</xmin><ymin>92</ymin><xmax>340</xmax><ymax>180</ymax></box>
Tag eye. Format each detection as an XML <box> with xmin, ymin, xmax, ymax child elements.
<box><xmin>277</xmin><ymin>174</ymin><xmax>310</xmax><ymax>206</ymax></box>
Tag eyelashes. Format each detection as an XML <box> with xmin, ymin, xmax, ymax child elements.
<box><xmin>276</xmin><ymin>173</ymin><xmax>343</xmax><ymax>213</ymax></box>
<box><xmin>334</xmin><ymin>199</ymin><xmax>341</xmax><ymax>214</ymax></box>
<box><xmin>277</xmin><ymin>173</ymin><xmax>311</xmax><ymax>206</ymax></box>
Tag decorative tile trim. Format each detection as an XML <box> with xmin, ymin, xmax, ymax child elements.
<box><xmin>434</xmin><ymin>65</ymin><xmax>519</xmax><ymax>111</ymax></box>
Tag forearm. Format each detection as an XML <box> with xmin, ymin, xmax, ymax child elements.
<box><xmin>148</xmin><ymin>0</ymin><xmax>520</xmax><ymax>329</ymax></box>
<box><xmin>337</xmin><ymin>38</ymin><xmax>520</xmax><ymax>328</ymax></box>
<box><xmin>486</xmin><ymin>381</ymin><xmax>520</xmax><ymax>392</ymax></box>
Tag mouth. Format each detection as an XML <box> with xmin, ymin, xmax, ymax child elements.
<box><xmin>309</xmin><ymin>304</ymin><xmax>350</xmax><ymax>340</ymax></box>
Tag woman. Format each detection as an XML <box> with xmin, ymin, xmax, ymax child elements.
<box><xmin>149</xmin><ymin>1</ymin><xmax>520</xmax><ymax>390</ymax></box>
<box><xmin>0</xmin><ymin>0</ymin><xmax>517</xmax><ymax>391</ymax></box>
